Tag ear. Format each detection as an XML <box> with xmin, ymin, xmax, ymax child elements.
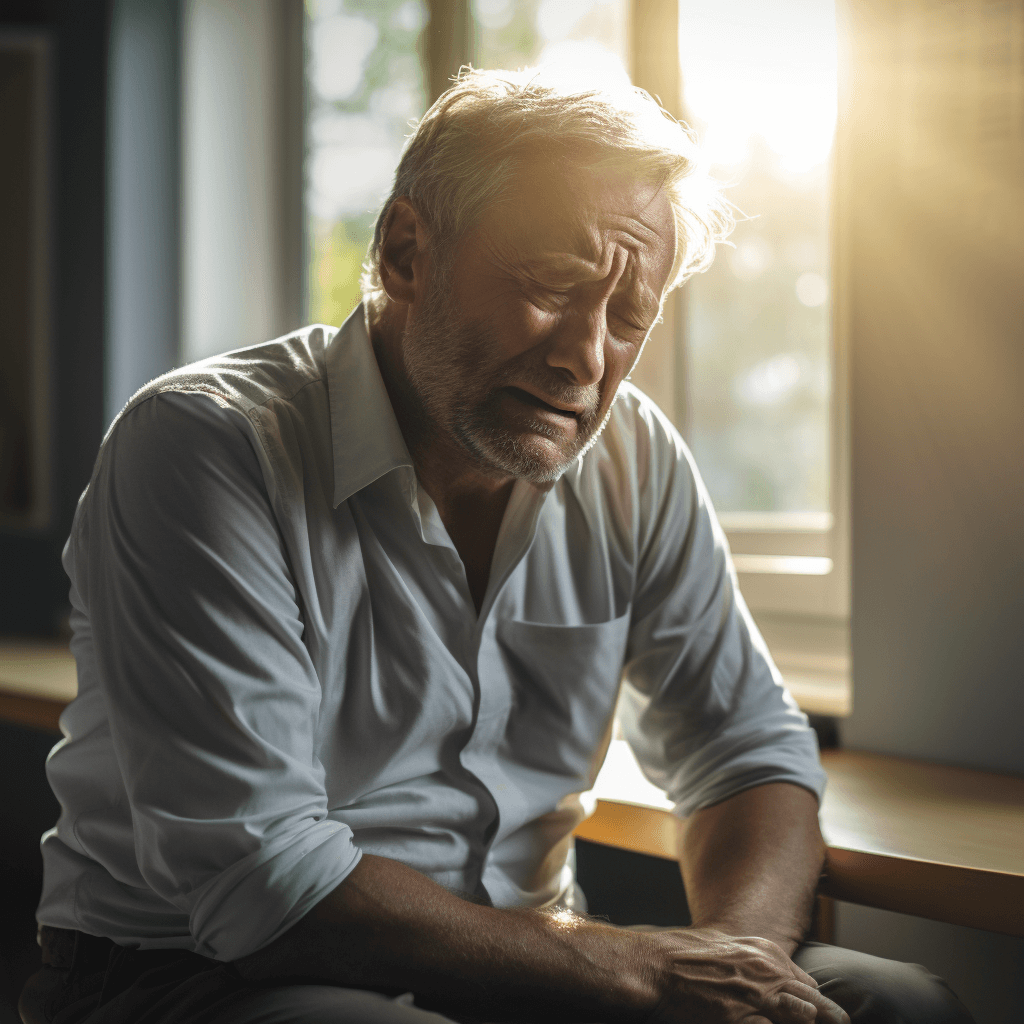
<box><xmin>378</xmin><ymin>197</ymin><xmax>429</xmax><ymax>306</ymax></box>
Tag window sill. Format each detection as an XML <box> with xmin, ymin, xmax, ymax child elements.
<box><xmin>754</xmin><ymin>612</ymin><xmax>851</xmax><ymax>717</ymax></box>
<box><xmin>579</xmin><ymin>740</ymin><xmax>1024</xmax><ymax>937</ymax></box>
<box><xmin>0</xmin><ymin>638</ymin><xmax>76</xmax><ymax>732</ymax></box>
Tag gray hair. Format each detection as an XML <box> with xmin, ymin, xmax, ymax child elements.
<box><xmin>361</xmin><ymin>67</ymin><xmax>733</xmax><ymax>312</ymax></box>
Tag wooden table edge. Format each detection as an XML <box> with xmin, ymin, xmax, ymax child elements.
<box><xmin>574</xmin><ymin>798</ymin><xmax>1024</xmax><ymax>938</ymax></box>
<box><xmin>0</xmin><ymin>689</ymin><xmax>65</xmax><ymax>733</ymax></box>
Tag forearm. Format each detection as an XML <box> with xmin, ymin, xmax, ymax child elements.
<box><xmin>235</xmin><ymin>852</ymin><xmax>658</xmax><ymax>1023</ymax></box>
<box><xmin>678</xmin><ymin>781</ymin><xmax>825</xmax><ymax>956</ymax></box>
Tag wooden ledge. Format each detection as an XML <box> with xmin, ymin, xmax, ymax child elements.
<box><xmin>0</xmin><ymin>639</ymin><xmax>77</xmax><ymax>732</ymax></box>
<box><xmin>578</xmin><ymin>743</ymin><xmax>1024</xmax><ymax>938</ymax></box>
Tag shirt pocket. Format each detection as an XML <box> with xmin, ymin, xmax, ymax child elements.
<box><xmin>495</xmin><ymin>611</ymin><xmax>631</xmax><ymax>782</ymax></box>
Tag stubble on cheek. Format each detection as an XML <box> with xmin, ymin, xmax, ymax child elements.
<box><xmin>402</xmin><ymin>293</ymin><xmax>613</xmax><ymax>483</ymax></box>
<box><xmin>452</xmin><ymin>358</ymin><xmax>613</xmax><ymax>483</ymax></box>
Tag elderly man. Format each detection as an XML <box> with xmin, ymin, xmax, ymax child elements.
<box><xmin>24</xmin><ymin>71</ymin><xmax>972</xmax><ymax>1024</ymax></box>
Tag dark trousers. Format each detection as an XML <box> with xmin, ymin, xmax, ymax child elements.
<box><xmin>21</xmin><ymin>928</ymin><xmax>975</xmax><ymax>1024</ymax></box>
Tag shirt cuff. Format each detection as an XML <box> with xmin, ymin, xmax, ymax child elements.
<box><xmin>187</xmin><ymin>819</ymin><xmax>362</xmax><ymax>960</ymax></box>
<box><xmin>667</xmin><ymin>743</ymin><xmax>829</xmax><ymax>819</ymax></box>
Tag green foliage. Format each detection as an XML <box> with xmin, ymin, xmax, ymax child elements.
<box><xmin>473</xmin><ymin>0</ymin><xmax>543</xmax><ymax>69</ymax></box>
<box><xmin>309</xmin><ymin>218</ymin><xmax>372</xmax><ymax>327</ymax></box>
<box><xmin>305</xmin><ymin>1</ymin><xmax>428</xmax><ymax>325</ymax></box>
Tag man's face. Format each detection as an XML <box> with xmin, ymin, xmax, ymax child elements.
<box><xmin>401</xmin><ymin>159</ymin><xmax>676</xmax><ymax>483</ymax></box>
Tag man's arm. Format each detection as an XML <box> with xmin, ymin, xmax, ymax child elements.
<box><xmin>235</xmin><ymin>847</ymin><xmax>847</xmax><ymax>1024</ymax></box>
<box><xmin>678</xmin><ymin>781</ymin><xmax>826</xmax><ymax>956</ymax></box>
<box><xmin>73</xmin><ymin>393</ymin><xmax>363</xmax><ymax>960</ymax></box>
<box><xmin>236</xmin><ymin>853</ymin><xmax>656</xmax><ymax>1022</ymax></box>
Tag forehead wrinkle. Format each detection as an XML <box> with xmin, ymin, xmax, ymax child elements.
<box><xmin>473</xmin><ymin>175</ymin><xmax>673</xmax><ymax>298</ymax></box>
<box><xmin>537</xmin><ymin>223</ymin><xmax>653</xmax><ymax>287</ymax></box>
<box><xmin>539</xmin><ymin>197</ymin><xmax>665</xmax><ymax>273</ymax></box>
<box><xmin>477</xmin><ymin>229</ymin><xmax>537</xmax><ymax>286</ymax></box>
<box><xmin>592</xmin><ymin>210</ymin><xmax>671</xmax><ymax>280</ymax></box>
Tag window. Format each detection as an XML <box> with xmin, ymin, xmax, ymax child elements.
<box><xmin>471</xmin><ymin>0</ymin><xmax>629</xmax><ymax>87</ymax></box>
<box><xmin>305</xmin><ymin>0</ymin><xmax>638</xmax><ymax>329</ymax></box>
<box><xmin>306</xmin><ymin>0</ymin><xmax>430</xmax><ymax>328</ymax></box>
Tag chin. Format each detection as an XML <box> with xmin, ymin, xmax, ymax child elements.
<box><xmin>464</xmin><ymin>428</ymin><xmax>588</xmax><ymax>484</ymax></box>
<box><xmin>454</xmin><ymin>396</ymin><xmax>616</xmax><ymax>484</ymax></box>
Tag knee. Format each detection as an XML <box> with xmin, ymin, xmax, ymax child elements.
<box><xmin>809</xmin><ymin>952</ymin><xmax>975</xmax><ymax>1024</ymax></box>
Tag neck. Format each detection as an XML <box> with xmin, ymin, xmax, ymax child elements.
<box><xmin>370</xmin><ymin>304</ymin><xmax>515</xmax><ymax>613</ymax></box>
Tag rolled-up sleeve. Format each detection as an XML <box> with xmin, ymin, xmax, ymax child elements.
<box><xmin>69</xmin><ymin>391</ymin><xmax>361</xmax><ymax>960</ymax></box>
<box><xmin>619</xmin><ymin>402</ymin><xmax>827</xmax><ymax>818</ymax></box>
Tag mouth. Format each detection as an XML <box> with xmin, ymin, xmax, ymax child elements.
<box><xmin>505</xmin><ymin>387</ymin><xmax>580</xmax><ymax>419</ymax></box>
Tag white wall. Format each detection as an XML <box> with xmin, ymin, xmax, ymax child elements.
<box><xmin>181</xmin><ymin>0</ymin><xmax>303</xmax><ymax>363</ymax></box>
<box><xmin>106</xmin><ymin>0</ymin><xmax>181</xmax><ymax>422</ymax></box>
<box><xmin>838</xmin><ymin>5</ymin><xmax>1024</xmax><ymax>1022</ymax></box>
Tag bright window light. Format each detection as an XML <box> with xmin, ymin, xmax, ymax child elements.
<box><xmin>679</xmin><ymin>0</ymin><xmax>838</xmax><ymax>517</ymax></box>
<box><xmin>306</xmin><ymin>0</ymin><xmax>428</xmax><ymax>328</ymax></box>
<box><xmin>472</xmin><ymin>0</ymin><xmax>629</xmax><ymax>89</ymax></box>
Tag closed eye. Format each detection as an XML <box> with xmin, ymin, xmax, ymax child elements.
<box><xmin>609</xmin><ymin>309</ymin><xmax>649</xmax><ymax>335</ymax></box>
<box><xmin>525</xmin><ymin>286</ymin><xmax>571</xmax><ymax>313</ymax></box>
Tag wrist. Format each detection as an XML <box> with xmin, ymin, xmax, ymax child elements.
<box><xmin>689</xmin><ymin>919</ymin><xmax>800</xmax><ymax>958</ymax></box>
<box><xmin>539</xmin><ymin>914</ymin><xmax>664</xmax><ymax>1024</ymax></box>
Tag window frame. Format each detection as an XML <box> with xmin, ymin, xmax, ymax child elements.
<box><xmin>0</xmin><ymin>31</ymin><xmax>52</xmax><ymax>533</ymax></box>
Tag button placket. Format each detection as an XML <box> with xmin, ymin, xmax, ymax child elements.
<box><xmin>456</xmin><ymin>483</ymin><xmax>553</xmax><ymax>897</ymax></box>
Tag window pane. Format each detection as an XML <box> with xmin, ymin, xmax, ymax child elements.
<box><xmin>306</xmin><ymin>0</ymin><xmax>428</xmax><ymax>327</ymax></box>
<box><xmin>472</xmin><ymin>0</ymin><xmax>629</xmax><ymax>87</ymax></box>
<box><xmin>680</xmin><ymin>0</ymin><xmax>836</xmax><ymax>516</ymax></box>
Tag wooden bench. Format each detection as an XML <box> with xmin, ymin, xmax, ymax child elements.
<box><xmin>4</xmin><ymin>639</ymin><xmax>1023</xmax><ymax>938</ymax></box>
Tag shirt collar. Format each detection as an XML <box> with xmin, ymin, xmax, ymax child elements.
<box><xmin>327</xmin><ymin>305</ymin><xmax>414</xmax><ymax>508</ymax></box>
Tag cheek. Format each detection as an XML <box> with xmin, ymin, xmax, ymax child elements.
<box><xmin>601</xmin><ymin>339</ymin><xmax>641</xmax><ymax>398</ymax></box>
<box><xmin>477</xmin><ymin>296</ymin><xmax>556</xmax><ymax>361</ymax></box>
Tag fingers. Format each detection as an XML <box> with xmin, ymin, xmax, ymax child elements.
<box><xmin>778</xmin><ymin>980</ymin><xmax>850</xmax><ymax>1024</ymax></box>
<box><xmin>789</xmin><ymin>963</ymin><xmax>820</xmax><ymax>989</ymax></box>
<box><xmin>742</xmin><ymin>935</ymin><xmax>820</xmax><ymax>991</ymax></box>
<box><xmin>775</xmin><ymin>991</ymin><xmax>817</xmax><ymax>1020</ymax></box>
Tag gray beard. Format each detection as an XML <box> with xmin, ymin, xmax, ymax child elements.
<box><xmin>401</xmin><ymin>280</ymin><xmax>614</xmax><ymax>484</ymax></box>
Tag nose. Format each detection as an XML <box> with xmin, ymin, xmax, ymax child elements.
<box><xmin>544</xmin><ymin>306</ymin><xmax>606</xmax><ymax>387</ymax></box>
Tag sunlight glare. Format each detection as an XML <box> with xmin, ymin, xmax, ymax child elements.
<box><xmin>545</xmin><ymin>907</ymin><xmax>579</xmax><ymax>930</ymax></box>
<box><xmin>679</xmin><ymin>0</ymin><xmax>837</xmax><ymax>173</ymax></box>
<box><xmin>536</xmin><ymin>38</ymin><xmax>632</xmax><ymax>92</ymax></box>
<box><xmin>795</xmin><ymin>271</ymin><xmax>828</xmax><ymax>307</ymax></box>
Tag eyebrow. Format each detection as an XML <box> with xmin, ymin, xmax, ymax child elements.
<box><xmin>522</xmin><ymin>251</ymin><xmax>662</xmax><ymax>324</ymax></box>
<box><xmin>521</xmin><ymin>255</ymin><xmax>607</xmax><ymax>284</ymax></box>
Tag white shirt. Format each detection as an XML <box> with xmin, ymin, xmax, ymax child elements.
<box><xmin>38</xmin><ymin>308</ymin><xmax>826</xmax><ymax>962</ymax></box>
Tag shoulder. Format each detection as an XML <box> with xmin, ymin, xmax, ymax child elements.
<box><xmin>106</xmin><ymin>389</ymin><xmax>260</xmax><ymax>474</ymax></box>
<box><xmin>109</xmin><ymin>325</ymin><xmax>336</xmax><ymax>439</ymax></box>
<box><xmin>85</xmin><ymin>391</ymin><xmax>268</xmax><ymax>537</ymax></box>
<box><xmin>103</xmin><ymin>323</ymin><xmax>338</xmax><ymax>489</ymax></box>
<box><xmin>575</xmin><ymin>381</ymin><xmax>692</xmax><ymax>497</ymax></box>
